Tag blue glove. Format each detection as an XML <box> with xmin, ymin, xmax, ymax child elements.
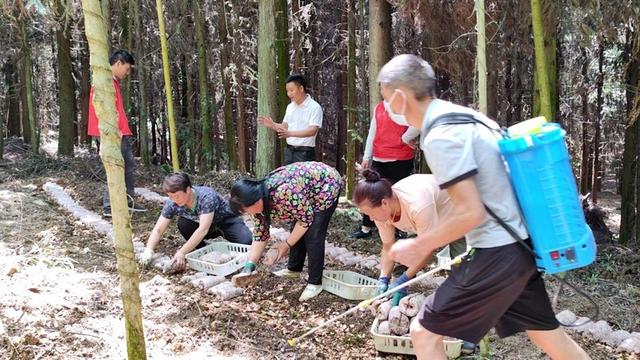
<box><xmin>377</xmin><ymin>276</ymin><xmax>390</xmax><ymax>295</ymax></box>
<box><xmin>391</xmin><ymin>272</ymin><xmax>410</xmax><ymax>306</ymax></box>
<box><xmin>241</xmin><ymin>261</ymin><xmax>256</xmax><ymax>274</ymax></box>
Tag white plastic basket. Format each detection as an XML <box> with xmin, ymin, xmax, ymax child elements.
<box><xmin>185</xmin><ymin>241</ymin><xmax>250</xmax><ymax>276</ymax></box>
<box><xmin>322</xmin><ymin>270</ymin><xmax>378</xmax><ymax>300</ymax></box>
<box><xmin>370</xmin><ymin>319</ymin><xmax>463</xmax><ymax>358</ymax></box>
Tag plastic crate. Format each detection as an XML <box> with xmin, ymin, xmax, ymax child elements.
<box><xmin>322</xmin><ymin>270</ymin><xmax>377</xmax><ymax>300</ymax></box>
<box><xmin>370</xmin><ymin>319</ymin><xmax>463</xmax><ymax>358</ymax></box>
<box><xmin>185</xmin><ymin>241</ymin><xmax>250</xmax><ymax>276</ymax></box>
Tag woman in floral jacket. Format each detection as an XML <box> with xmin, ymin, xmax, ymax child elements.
<box><xmin>229</xmin><ymin>161</ymin><xmax>342</xmax><ymax>301</ymax></box>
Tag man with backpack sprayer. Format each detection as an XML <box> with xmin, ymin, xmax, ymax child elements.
<box><xmin>375</xmin><ymin>54</ymin><xmax>590</xmax><ymax>360</ymax></box>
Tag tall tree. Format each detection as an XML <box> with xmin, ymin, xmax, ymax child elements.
<box><xmin>80</xmin><ymin>0</ymin><xmax>147</xmax><ymax>358</ymax></box>
<box><xmin>291</xmin><ymin>0</ymin><xmax>303</xmax><ymax>71</ymax></box>
<box><xmin>230</xmin><ymin>0</ymin><xmax>248</xmax><ymax>173</ymax></box>
<box><xmin>193</xmin><ymin>0</ymin><xmax>212</xmax><ymax>172</ymax></box>
<box><xmin>5</xmin><ymin>60</ymin><xmax>21</xmax><ymax>137</ymax></box>
<box><xmin>19</xmin><ymin>10</ymin><xmax>38</xmax><ymax>153</ymax></box>
<box><xmin>592</xmin><ymin>40</ymin><xmax>605</xmax><ymax>203</ymax></box>
<box><xmin>368</xmin><ymin>0</ymin><xmax>392</xmax><ymax>112</ymax></box>
<box><xmin>55</xmin><ymin>0</ymin><xmax>77</xmax><ymax>156</ymax></box>
<box><xmin>78</xmin><ymin>22</ymin><xmax>91</xmax><ymax>145</ymax></box>
<box><xmin>275</xmin><ymin>0</ymin><xmax>290</xmax><ymax>166</ymax></box>
<box><xmin>134</xmin><ymin>0</ymin><xmax>150</xmax><ymax>167</ymax></box>
<box><xmin>256</xmin><ymin>0</ymin><xmax>279</xmax><ymax>177</ymax></box>
<box><xmin>101</xmin><ymin>0</ymin><xmax>111</xmax><ymax>50</ymax></box>
<box><xmin>155</xmin><ymin>0</ymin><xmax>180</xmax><ymax>171</ymax></box>
<box><xmin>475</xmin><ymin>0</ymin><xmax>487</xmax><ymax>114</ymax></box>
<box><xmin>621</xmin><ymin>26</ymin><xmax>640</xmax><ymax>244</ymax></box>
<box><xmin>531</xmin><ymin>0</ymin><xmax>556</xmax><ymax>122</ymax></box>
<box><xmin>579</xmin><ymin>46</ymin><xmax>592</xmax><ymax>194</ymax></box>
<box><xmin>345</xmin><ymin>0</ymin><xmax>357</xmax><ymax>197</ymax></box>
<box><xmin>217</xmin><ymin>0</ymin><xmax>238</xmax><ymax>170</ymax></box>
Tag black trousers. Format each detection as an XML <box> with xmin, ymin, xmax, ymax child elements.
<box><xmin>362</xmin><ymin>158</ymin><xmax>414</xmax><ymax>228</ymax></box>
<box><xmin>284</xmin><ymin>145</ymin><xmax>315</xmax><ymax>165</ymax></box>
<box><xmin>103</xmin><ymin>136</ymin><xmax>136</xmax><ymax>208</ymax></box>
<box><xmin>288</xmin><ymin>198</ymin><xmax>339</xmax><ymax>285</ymax></box>
<box><xmin>177</xmin><ymin>216</ymin><xmax>252</xmax><ymax>249</ymax></box>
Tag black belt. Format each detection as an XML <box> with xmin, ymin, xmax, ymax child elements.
<box><xmin>286</xmin><ymin>145</ymin><xmax>315</xmax><ymax>151</ymax></box>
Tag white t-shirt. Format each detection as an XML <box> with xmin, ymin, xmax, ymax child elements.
<box><xmin>283</xmin><ymin>94</ymin><xmax>323</xmax><ymax>147</ymax></box>
<box><xmin>420</xmin><ymin>99</ymin><xmax>528</xmax><ymax>248</ymax></box>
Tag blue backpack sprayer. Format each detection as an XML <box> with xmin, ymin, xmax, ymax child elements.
<box><xmin>497</xmin><ymin>118</ymin><xmax>597</xmax><ymax>273</ymax></box>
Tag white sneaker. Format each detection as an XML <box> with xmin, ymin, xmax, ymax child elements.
<box><xmin>272</xmin><ymin>268</ymin><xmax>301</xmax><ymax>278</ymax></box>
<box><xmin>298</xmin><ymin>284</ymin><xmax>323</xmax><ymax>301</ymax></box>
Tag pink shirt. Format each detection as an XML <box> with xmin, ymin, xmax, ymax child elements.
<box><xmin>375</xmin><ymin>174</ymin><xmax>454</xmax><ymax>236</ymax></box>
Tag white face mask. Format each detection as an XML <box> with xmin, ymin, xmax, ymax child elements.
<box><xmin>383</xmin><ymin>90</ymin><xmax>409</xmax><ymax>126</ymax></box>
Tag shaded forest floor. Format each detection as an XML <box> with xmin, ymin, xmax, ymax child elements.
<box><xmin>0</xmin><ymin>141</ymin><xmax>638</xmax><ymax>359</ymax></box>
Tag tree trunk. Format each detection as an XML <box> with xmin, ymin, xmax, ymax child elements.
<box><xmin>530</xmin><ymin>0</ymin><xmax>554</xmax><ymax>122</ymax></box>
<box><xmin>80</xmin><ymin>1</ymin><xmax>147</xmax><ymax>358</ymax></box>
<box><xmin>291</xmin><ymin>0</ymin><xmax>303</xmax><ymax>71</ymax></box>
<box><xmin>230</xmin><ymin>0</ymin><xmax>247</xmax><ymax>173</ymax></box>
<box><xmin>217</xmin><ymin>0</ymin><xmax>238</xmax><ymax>170</ymax></box>
<box><xmin>20</xmin><ymin>18</ymin><xmax>38</xmax><ymax>153</ymax></box>
<box><xmin>194</xmin><ymin>0</ymin><xmax>212</xmax><ymax>172</ymax></box>
<box><xmin>368</xmin><ymin>0</ymin><xmax>392</xmax><ymax>112</ymax></box>
<box><xmin>186</xmin><ymin>70</ymin><xmax>196</xmax><ymax>171</ymax></box>
<box><xmin>101</xmin><ymin>0</ymin><xmax>111</xmax><ymax>51</ymax></box>
<box><xmin>345</xmin><ymin>0</ymin><xmax>357</xmax><ymax>198</ymax></box>
<box><xmin>155</xmin><ymin>0</ymin><xmax>180</xmax><ymax>171</ymax></box>
<box><xmin>56</xmin><ymin>0</ymin><xmax>77</xmax><ymax>156</ymax></box>
<box><xmin>20</xmin><ymin>59</ymin><xmax>31</xmax><ymax>145</ymax></box>
<box><xmin>592</xmin><ymin>41</ymin><xmax>604</xmax><ymax>203</ymax></box>
<box><xmin>78</xmin><ymin>24</ymin><xmax>91</xmax><ymax>145</ymax></box>
<box><xmin>579</xmin><ymin>47</ymin><xmax>592</xmax><ymax>194</ymax></box>
<box><xmin>620</xmin><ymin>28</ymin><xmax>639</xmax><ymax>245</ymax></box>
<box><xmin>475</xmin><ymin>0</ymin><xmax>487</xmax><ymax>114</ymax></box>
<box><xmin>275</xmin><ymin>0</ymin><xmax>289</xmax><ymax>167</ymax></box>
<box><xmin>122</xmin><ymin>0</ymin><xmax>134</xmax><ymax>122</ymax></box>
<box><xmin>133</xmin><ymin>0</ymin><xmax>150</xmax><ymax>167</ymax></box>
<box><xmin>256</xmin><ymin>0</ymin><xmax>279</xmax><ymax>177</ymax></box>
<box><xmin>358</xmin><ymin>0</ymin><xmax>369</xmax><ymax>140</ymax></box>
<box><xmin>5</xmin><ymin>60</ymin><xmax>21</xmax><ymax>137</ymax></box>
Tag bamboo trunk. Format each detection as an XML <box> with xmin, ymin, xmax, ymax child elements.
<box><xmin>155</xmin><ymin>0</ymin><xmax>180</xmax><ymax>171</ymax></box>
<box><xmin>80</xmin><ymin>0</ymin><xmax>147</xmax><ymax>358</ymax></box>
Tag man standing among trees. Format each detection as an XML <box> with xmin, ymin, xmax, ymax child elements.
<box><xmin>88</xmin><ymin>49</ymin><xmax>146</xmax><ymax>217</ymax></box>
<box><xmin>258</xmin><ymin>74</ymin><xmax>323</xmax><ymax>165</ymax></box>
<box><xmin>377</xmin><ymin>54</ymin><xmax>590</xmax><ymax>360</ymax></box>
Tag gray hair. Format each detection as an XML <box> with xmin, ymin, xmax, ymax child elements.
<box><xmin>377</xmin><ymin>54</ymin><xmax>437</xmax><ymax>100</ymax></box>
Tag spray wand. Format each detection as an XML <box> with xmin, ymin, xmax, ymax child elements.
<box><xmin>287</xmin><ymin>254</ymin><xmax>466</xmax><ymax>346</ymax></box>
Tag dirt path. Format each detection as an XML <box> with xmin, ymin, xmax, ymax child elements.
<box><xmin>1</xmin><ymin>152</ymin><xmax>638</xmax><ymax>359</ymax></box>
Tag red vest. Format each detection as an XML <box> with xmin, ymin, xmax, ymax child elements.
<box><xmin>372</xmin><ymin>102</ymin><xmax>415</xmax><ymax>160</ymax></box>
<box><xmin>87</xmin><ymin>78</ymin><xmax>132</xmax><ymax>137</ymax></box>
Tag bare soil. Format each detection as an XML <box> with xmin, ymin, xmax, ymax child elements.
<box><xmin>0</xmin><ymin>148</ymin><xmax>638</xmax><ymax>359</ymax></box>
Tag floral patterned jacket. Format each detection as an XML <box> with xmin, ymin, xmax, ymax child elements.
<box><xmin>252</xmin><ymin>161</ymin><xmax>342</xmax><ymax>242</ymax></box>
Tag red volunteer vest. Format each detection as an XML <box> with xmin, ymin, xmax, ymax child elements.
<box><xmin>87</xmin><ymin>78</ymin><xmax>132</xmax><ymax>137</ymax></box>
<box><xmin>372</xmin><ymin>102</ymin><xmax>415</xmax><ymax>160</ymax></box>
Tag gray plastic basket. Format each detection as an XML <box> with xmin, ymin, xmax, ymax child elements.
<box><xmin>185</xmin><ymin>241</ymin><xmax>250</xmax><ymax>276</ymax></box>
<box><xmin>322</xmin><ymin>270</ymin><xmax>377</xmax><ymax>300</ymax></box>
<box><xmin>370</xmin><ymin>318</ymin><xmax>462</xmax><ymax>358</ymax></box>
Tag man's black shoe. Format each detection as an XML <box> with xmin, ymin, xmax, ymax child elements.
<box><xmin>128</xmin><ymin>202</ymin><xmax>147</xmax><ymax>212</ymax></box>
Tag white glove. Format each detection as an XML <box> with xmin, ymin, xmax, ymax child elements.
<box><xmin>139</xmin><ymin>248</ymin><xmax>154</xmax><ymax>266</ymax></box>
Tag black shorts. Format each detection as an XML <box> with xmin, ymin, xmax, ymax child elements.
<box><xmin>417</xmin><ymin>241</ymin><xmax>559</xmax><ymax>343</ymax></box>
